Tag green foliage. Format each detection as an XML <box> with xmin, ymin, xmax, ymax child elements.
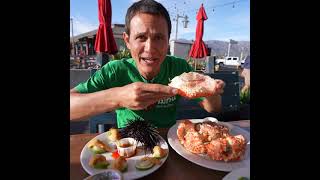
<box><xmin>187</xmin><ymin>58</ymin><xmax>205</xmax><ymax>70</ymax></box>
<box><xmin>187</xmin><ymin>58</ymin><xmax>194</xmax><ymax>66</ymax></box>
<box><xmin>240</xmin><ymin>88</ymin><xmax>250</xmax><ymax>104</ymax></box>
<box><xmin>111</xmin><ymin>48</ymin><xmax>132</xmax><ymax>60</ymax></box>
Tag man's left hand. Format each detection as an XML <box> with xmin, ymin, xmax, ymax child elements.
<box><xmin>213</xmin><ymin>80</ymin><xmax>225</xmax><ymax>95</ymax></box>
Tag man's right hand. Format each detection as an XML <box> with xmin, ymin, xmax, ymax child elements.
<box><xmin>117</xmin><ymin>82</ymin><xmax>178</xmax><ymax>110</ymax></box>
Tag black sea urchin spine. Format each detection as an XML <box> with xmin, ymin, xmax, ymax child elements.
<box><xmin>119</xmin><ymin>118</ymin><xmax>161</xmax><ymax>153</ymax></box>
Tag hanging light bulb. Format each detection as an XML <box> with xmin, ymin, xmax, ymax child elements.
<box><xmin>232</xmin><ymin>2</ymin><xmax>235</xmax><ymax>8</ymax></box>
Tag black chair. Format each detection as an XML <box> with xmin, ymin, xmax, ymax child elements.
<box><xmin>207</xmin><ymin>71</ymin><xmax>240</xmax><ymax>113</ymax></box>
<box><xmin>89</xmin><ymin>111</ymin><xmax>117</xmax><ymax>133</ymax></box>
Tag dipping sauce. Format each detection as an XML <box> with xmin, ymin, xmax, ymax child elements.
<box><xmin>119</xmin><ymin>142</ymin><xmax>132</xmax><ymax>148</ymax></box>
<box><xmin>116</xmin><ymin>138</ymin><xmax>137</xmax><ymax>158</ymax></box>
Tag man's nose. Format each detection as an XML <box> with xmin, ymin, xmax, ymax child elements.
<box><xmin>144</xmin><ymin>38</ymin><xmax>155</xmax><ymax>52</ymax></box>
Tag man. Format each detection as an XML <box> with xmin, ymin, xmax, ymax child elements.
<box><xmin>70</xmin><ymin>0</ymin><xmax>225</xmax><ymax>128</ymax></box>
<box><xmin>241</xmin><ymin>55</ymin><xmax>250</xmax><ymax>93</ymax></box>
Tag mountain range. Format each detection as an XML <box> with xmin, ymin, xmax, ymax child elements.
<box><xmin>175</xmin><ymin>39</ymin><xmax>250</xmax><ymax>59</ymax></box>
<box><xmin>205</xmin><ymin>40</ymin><xmax>250</xmax><ymax>59</ymax></box>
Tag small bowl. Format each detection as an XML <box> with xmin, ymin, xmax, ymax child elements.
<box><xmin>116</xmin><ymin>138</ymin><xmax>137</xmax><ymax>158</ymax></box>
<box><xmin>84</xmin><ymin>169</ymin><xmax>123</xmax><ymax>180</ymax></box>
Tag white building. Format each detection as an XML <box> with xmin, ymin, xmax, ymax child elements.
<box><xmin>169</xmin><ymin>39</ymin><xmax>211</xmax><ymax>61</ymax></box>
<box><xmin>169</xmin><ymin>39</ymin><xmax>193</xmax><ymax>59</ymax></box>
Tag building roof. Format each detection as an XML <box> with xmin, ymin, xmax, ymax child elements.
<box><xmin>170</xmin><ymin>39</ymin><xmax>193</xmax><ymax>45</ymax></box>
<box><xmin>70</xmin><ymin>24</ymin><xmax>125</xmax><ymax>43</ymax></box>
<box><xmin>71</xmin><ymin>29</ymin><xmax>97</xmax><ymax>42</ymax></box>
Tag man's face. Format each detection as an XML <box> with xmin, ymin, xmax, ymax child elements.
<box><xmin>123</xmin><ymin>13</ymin><xmax>169</xmax><ymax>80</ymax></box>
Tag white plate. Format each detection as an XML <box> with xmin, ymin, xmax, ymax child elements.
<box><xmin>80</xmin><ymin>132</ymin><xmax>169</xmax><ymax>180</ymax></box>
<box><xmin>223</xmin><ymin>166</ymin><xmax>250</xmax><ymax>180</ymax></box>
<box><xmin>167</xmin><ymin>117</ymin><xmax>250</xmax><ymax>172</ymax></box>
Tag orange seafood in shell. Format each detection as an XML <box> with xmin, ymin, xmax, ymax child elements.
<box><xmin>177</xmin><ymin>119</ymin><xmax>196</xmax><ymax>145</ymax></box>
<box><xmin>168</xmin><ymin>72</ymin><xmax>216</xmax><ymax>98</ymax></box>
<box><xmin>205</xmin><ymin>135</ymin><xmax>246</xmax><ymax>162</ymax></box>
<box><xmin>176</xmin><ymin>120</ymin><xmax>246</xmax><ymax>162</ymax></box>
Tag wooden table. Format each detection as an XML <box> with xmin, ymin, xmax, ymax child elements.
<box><xmin>70</xmin><ymin>120</ymin><xmax>250</xmax><ymax>180</ymax></box>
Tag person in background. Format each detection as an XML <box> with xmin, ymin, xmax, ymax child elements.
<box><xmin>240</xmin><ymin>55</ymin><xmax>250</xmax><ymax>93</ymax></box>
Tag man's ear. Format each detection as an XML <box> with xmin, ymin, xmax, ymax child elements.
<box><xmin>123</xmin><ymin>32</ymin><xmax>130</xmax><ymax>50</ymax></box>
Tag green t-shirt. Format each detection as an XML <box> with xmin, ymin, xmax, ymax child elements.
<box><xmin>75</xmin><ymin>55</ymin><xmax>204</xmax><ymax>128</ymax></box>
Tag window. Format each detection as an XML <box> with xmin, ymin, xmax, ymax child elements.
<box><xmin>227</xmin><ymin>57</ymin><xmax>232</xmax><ymax>60</ymax></box>
<box><xmin>233</xmin><ymin>57</ymin><xmax>237</xmax><ymax>60</ymax></box>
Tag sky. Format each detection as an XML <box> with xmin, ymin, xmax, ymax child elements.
<box><xmin>70</xmin><ymin>0</ymin><xmax>250</xmax><ymax>42</ymax></box>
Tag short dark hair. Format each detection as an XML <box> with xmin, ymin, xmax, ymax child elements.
<box><xmin>125</xmin><ymin>0</ymin><xmax>171</xmax><ymax>39</ymax></box>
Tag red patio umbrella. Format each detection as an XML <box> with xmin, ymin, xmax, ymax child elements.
<box><xmin>94</xmin><ymin>0</ymin><xmax>118</xmax><ymax>54</ymax></box>
<box><xmin>189</xmin><ymin>4</ymin><xmax>208</xmax><ymax>59</ymax></box>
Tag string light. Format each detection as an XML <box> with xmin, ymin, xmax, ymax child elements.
<box><xmin>210</xmin><ymin>0</ymin><xmax>244</xmax><ymax>9</ymax></box>
<box><xmin>165</xmin><ymin>0</ymin><xmax>248</xmax><ymax>36</ymax></box>
<box><xmin>178</xmin><ymin>0</ymin><xmax>247</xmax><ymax>14</ymax></box>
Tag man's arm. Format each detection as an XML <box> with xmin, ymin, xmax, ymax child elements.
<box><xmin>70</xmin><ymin>87</ymin><xmax>122</xmax><ymax>121</ymax></box>
<box><xmin>70</xmin><ymin>82</ymin><xmax>178</xmax><ymax>121</ymax></box>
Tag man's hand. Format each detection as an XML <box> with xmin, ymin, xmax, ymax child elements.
<box><xmin>213</xmin><ymin>79</ymin><xmax>225</xmax><ymax>95</ymax></box>
<box><xmin>199</xmin><ymin>79</ymin><xmax>225</xmax><ymax>113</ymax></box>
<box><xmin>117</xmin><ymin>82</ymin><xmax>178</xmax><ymax>110</ymax></box>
